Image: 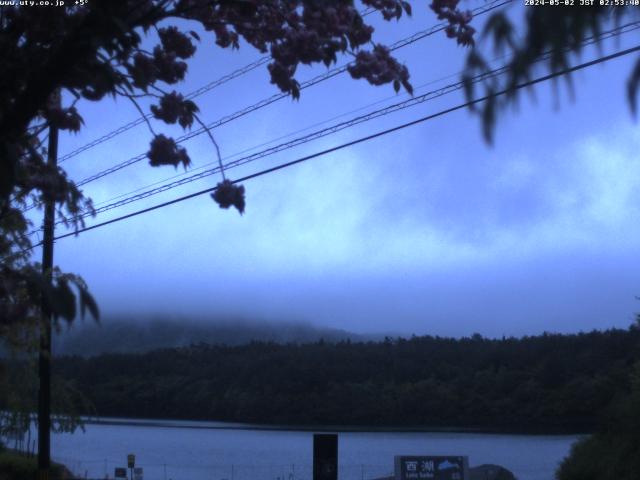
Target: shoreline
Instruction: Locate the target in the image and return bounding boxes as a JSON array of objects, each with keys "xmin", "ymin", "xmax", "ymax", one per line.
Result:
[{"xmin": 81, "ymin": 415, "xmax": 588, "ymax": 436}]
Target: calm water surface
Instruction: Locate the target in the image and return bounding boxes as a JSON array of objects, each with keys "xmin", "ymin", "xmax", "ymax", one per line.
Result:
[{"xmin": 50, "ymin": 419, "xmax": 580, "ymax": 480}]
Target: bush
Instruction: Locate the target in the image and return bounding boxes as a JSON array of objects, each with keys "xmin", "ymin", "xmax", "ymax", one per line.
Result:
[
  {"xmin": 557, "ymin": 433, "xmax": 640, "ymax": 480},
  {"xmin": 0, "ymin": 452, "xmax": 72, "ymax": 480},
  {"xmin": 557, "ymin": 360, "xmax": 640, "ymax": 480}
]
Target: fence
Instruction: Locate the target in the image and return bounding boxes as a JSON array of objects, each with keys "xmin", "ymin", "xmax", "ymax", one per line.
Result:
[{"xmin": 54, "ymin": 457, "xmax": 394, "ymax": 480}]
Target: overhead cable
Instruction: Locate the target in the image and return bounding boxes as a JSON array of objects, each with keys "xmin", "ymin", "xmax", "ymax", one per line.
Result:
[
  {"xmin": 71, "ymin": 0, "xmax": 512, "ymax": 187},
  {"xmin": 34, "ymin": 43, "xmax": 640, "ymax": 248},
  {"xmin": 52, "ymin": 20, "xmax": 640, "ymax": 228}
]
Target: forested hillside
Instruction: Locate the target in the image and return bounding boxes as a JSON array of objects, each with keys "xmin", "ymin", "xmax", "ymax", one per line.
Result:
[{"xmin": 54, "ymin": 328, "xmax": 640, "ymax": 433}]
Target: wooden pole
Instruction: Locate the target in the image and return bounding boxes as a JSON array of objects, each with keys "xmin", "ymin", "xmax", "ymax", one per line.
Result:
[{"xmin": 38, "ymin": 90, "xmax": 60, "ymax": 480}]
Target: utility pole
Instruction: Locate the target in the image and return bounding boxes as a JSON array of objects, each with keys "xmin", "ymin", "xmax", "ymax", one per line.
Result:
[{"xmin": 38, "ymin": 90, "xmax": 60, "ymax": 480}]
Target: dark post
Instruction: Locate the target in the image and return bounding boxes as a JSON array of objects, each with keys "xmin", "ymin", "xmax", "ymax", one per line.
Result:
[
  {"xmin": 127, "ymin": 454, "xmax": 135, "ymax": 480},
  {"xmin": 313, "ymin": 434, "xmax": 338, "ymax": 480},
  {"xmin": 38, "ymin": 90, "xmax": 60, "ymax": 480}
]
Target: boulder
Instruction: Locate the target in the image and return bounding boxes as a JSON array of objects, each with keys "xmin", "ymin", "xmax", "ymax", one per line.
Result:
[{"xmin": 469, "ymin": 464, "xmax": 517, "ymax": 480}]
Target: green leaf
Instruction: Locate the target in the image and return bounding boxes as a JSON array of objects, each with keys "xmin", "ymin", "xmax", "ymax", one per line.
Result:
[
  {"xmin": 78, "ymin": 285, "xmax": 100, "ymax": 321},
  {"xmin": 482, "ymin": 92, "xmax": 496, "ymax": 144},
  {"xmin": 482, "ymin": 12, "xmax": 515, "ymax": 54},
  {"xmin": 627, "ymin": 57, "xmax": 640, "ymax": 117},
  {"xmin": 51, "ymin": 279, "xmax": 76, "ymax": 322}
]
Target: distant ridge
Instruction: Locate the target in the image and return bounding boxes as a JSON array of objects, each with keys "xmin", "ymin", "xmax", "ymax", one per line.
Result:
[{"xmin": 52, "ymin": 317, "xmax": 383, "ymax": 357}]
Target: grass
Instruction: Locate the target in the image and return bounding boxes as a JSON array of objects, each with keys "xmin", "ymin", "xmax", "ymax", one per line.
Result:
[{"xmin": 0, "ymin": 450, "xmax": 73, "ymax": 480}]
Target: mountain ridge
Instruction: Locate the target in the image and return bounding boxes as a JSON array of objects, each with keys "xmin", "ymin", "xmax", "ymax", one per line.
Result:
[{"xmin": 52, "ymin": 317, "xmax": 388, "ymax": 357}]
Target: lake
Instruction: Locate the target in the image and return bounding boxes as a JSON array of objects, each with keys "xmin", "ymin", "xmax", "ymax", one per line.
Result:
[{"xmin": 50, "ymin": 418, "xmax": 581, "ymax": 480}]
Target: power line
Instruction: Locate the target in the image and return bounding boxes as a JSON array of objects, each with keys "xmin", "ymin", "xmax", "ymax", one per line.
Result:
[
  {"xmin": 65, "ymin": 67, "xmax": 506, "ymax": 225},
  {"xmin": 44, "ymin": 20, "xmax": 640, "ymax": 230},
  {"xmin": 71, "ymin": 0, "xmax": 512, "ymax": 188},
  {"xmin": 58, "ymin": 56, "xmax": 271, "ymax": 164},
  {"xmin": 58, "ymin": 6, "xmax": 381, "ymax": 163},
  {"xmin": 86, "ymin": 19, "xmax": 640, "ymax": 214},
  {"xmin": 34, "ymin": 43, "xmax": 640, "ymax": 249},
  {"xmin": 87, "ymin": 67, "xmax": 477, "ymax": 210},
  {"xmin": 16, "ymin": 19, "xmax": 640, "ymax": 245},
  {"xmin": 7, "ymin": 3, "xmax": 508, "ymax": 229},
  {"xmin": 14, "ymin": 0, "xmax": 510, "ymax": 218},
  {"xmin": 59, "ymin": 10, "xmax": 391, "ymax": 167},
  {"xmin": 18, "ymin": 18, "xmax": 640, "ymax": 242},
  {"xmin": 90, "ymin": 84, "xmax": 433, "ymax": 208}
]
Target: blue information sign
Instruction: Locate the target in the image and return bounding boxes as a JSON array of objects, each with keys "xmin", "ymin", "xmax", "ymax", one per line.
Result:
[{"xmin": 394, "ymin": 456, "xmax": 468, "ymax": 480}]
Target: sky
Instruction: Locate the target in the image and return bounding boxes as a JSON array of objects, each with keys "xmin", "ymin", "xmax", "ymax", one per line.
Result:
[{"xmin": 40, "ymin": 1, "xmax": 640, "ymax": 338}]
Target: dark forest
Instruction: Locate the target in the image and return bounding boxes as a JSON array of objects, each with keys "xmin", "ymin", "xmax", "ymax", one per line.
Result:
[{"xmin": 52, "ymin": 327, "xmax": 640, "ymax": 433}]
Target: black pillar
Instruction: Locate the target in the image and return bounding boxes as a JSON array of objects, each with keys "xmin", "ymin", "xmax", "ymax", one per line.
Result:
[{"xmin": 313, "ymin": 433, "xmax": 338, "ymax": 480}]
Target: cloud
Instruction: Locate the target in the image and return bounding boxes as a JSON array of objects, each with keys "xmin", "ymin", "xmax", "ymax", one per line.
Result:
[
  {"xmin": 511, "ymin": 125, "xmax": 640, "ymax": 252},
  {"xmin": 377, "ymin": 123, "xmax": 640, "ymax": 265},
  {"xmin": 52, "ymin": 52, "xmax": 640, "ymax": 336},
  {"xmin": 120, "ymin": 123, "xmax": 640, "ymax": 278}
]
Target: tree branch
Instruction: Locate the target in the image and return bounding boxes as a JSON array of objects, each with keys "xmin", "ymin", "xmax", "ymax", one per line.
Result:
[
  {"xmin": 192, "ymin": 112, "xmax": 224, "ymax": 180},
  {"xmin": 119, "ymin": 90, "xmax": 157, "ymax": 136}
]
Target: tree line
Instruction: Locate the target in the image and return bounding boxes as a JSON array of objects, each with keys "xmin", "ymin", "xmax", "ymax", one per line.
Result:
[{"xmin": 50, "ymin": 327, "xmax": 640, "ymax": 433}]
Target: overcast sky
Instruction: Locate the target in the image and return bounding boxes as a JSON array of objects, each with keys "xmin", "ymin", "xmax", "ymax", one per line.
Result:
[{"xmin": 42, "ymin": 2, "xmax": 640, "ymax": 338}]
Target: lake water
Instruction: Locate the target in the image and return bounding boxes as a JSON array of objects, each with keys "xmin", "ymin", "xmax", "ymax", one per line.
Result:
[{"xmin": 49, "ymin": 419, "xmax": 581, "ymax": 480}]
